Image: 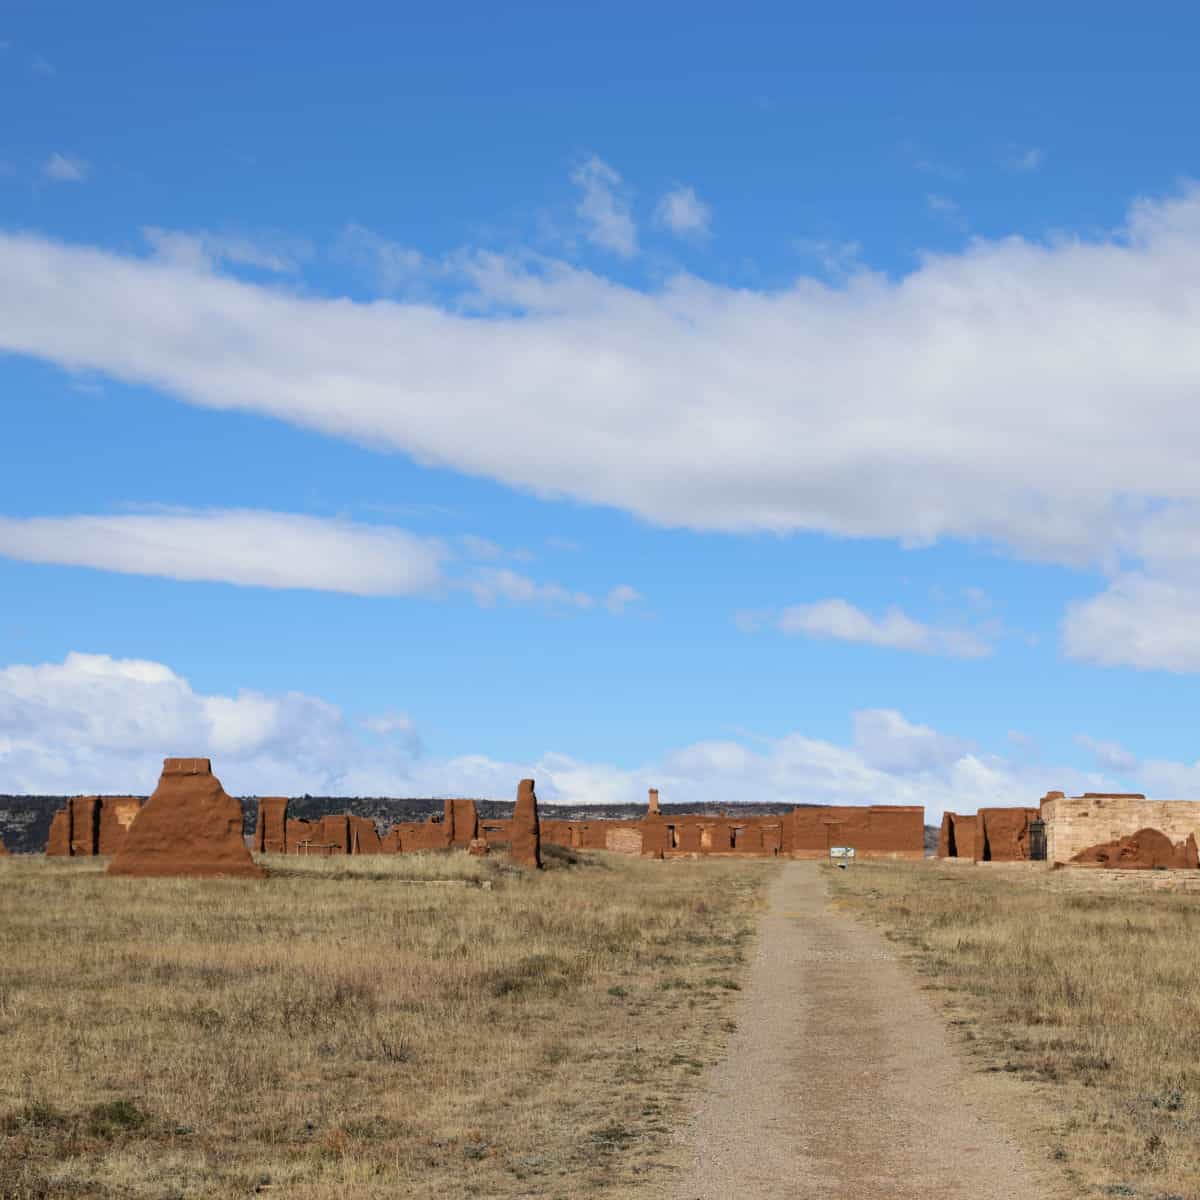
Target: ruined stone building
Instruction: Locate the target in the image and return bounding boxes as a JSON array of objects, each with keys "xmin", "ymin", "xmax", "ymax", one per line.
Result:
[
  {"xmin": 45, "ymin": 795, "xmax": 143, "ymax": 857},
  {"xmin": 938, "ymin": 791, "xmax": 1200, "ymax": 868}
]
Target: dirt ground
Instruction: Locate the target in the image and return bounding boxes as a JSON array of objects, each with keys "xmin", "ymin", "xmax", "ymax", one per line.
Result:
[{"xmin": 664, "ymin": 861, "xmax": 1075, "ymax": 1200}]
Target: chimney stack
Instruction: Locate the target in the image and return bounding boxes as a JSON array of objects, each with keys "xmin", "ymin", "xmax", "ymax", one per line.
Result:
[{"xmin": 648, "ymin": 787, "xmax": 660, "ymax": 816}]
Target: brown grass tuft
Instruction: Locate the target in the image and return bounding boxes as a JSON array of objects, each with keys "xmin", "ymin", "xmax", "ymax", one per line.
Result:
[
  {"xmin": 829, "ymin": 861, "xmax": 1200, "ymax": 1198},
  {"xmin": 0, "ymin": 851, "xmax": 773, "ymax": 1198}
]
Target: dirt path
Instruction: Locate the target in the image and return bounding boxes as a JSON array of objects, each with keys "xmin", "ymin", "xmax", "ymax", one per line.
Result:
[{"xmin": 667, "ymin": 861, "xmax": 1068, "ymax": 1200}]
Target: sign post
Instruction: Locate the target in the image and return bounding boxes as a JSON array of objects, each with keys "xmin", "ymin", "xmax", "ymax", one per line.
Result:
[{"xmin": 829, "ymin": 846, "xmax": 856, "ymax": 869}]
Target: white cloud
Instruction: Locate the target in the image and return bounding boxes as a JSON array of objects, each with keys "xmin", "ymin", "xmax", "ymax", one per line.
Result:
[
  {"xmin": 361, "ymin": 711, "xmax": 422, "ymax": 755},
  {"xmin": 144, "ymin": 226, "xmax": 310, "ymax": 274},
  {"xmin": 12, "ymin": 184, "xmax": 1200, "ymax": 674},
  {"xmin": 852, "ymin": 709, "xmax": 972, "ymax": 772},
  {"xmin": 655, "ymin": 185, "xmax": 712, "ymax": 238},
  {"xmin": 1063, "ymin": 575, "xmax": 1200, "ymax": 670},
  {"xmin": 570, "ymin": 155, "xmax": 637, "ymax": 257},
  {"xmin": 41, "ymin": 153, "xmax": 87, "ymax": 182},
  {"xmin": 1075, "ymin": 733, "xmax": 1138, "ymax": 773},
  {"xmin": 0, "ymin": 652, "xmax": 1119, "ymax": 821},
  {"xmin": 0, "ymin": 509, "xmax": 633, "ymax": 613},
  {"xmin": 604, "ymin": 583, "xmax": 642, "ymax": 614},
  {"xmin": 0, "ymin": 510, "xmax": 447, "ymax": 596},
  {"xmin": 1063, "ymin": 503, "xmax": 1200, "ymax": 671},
  {"xmin": 0, "ymin": 652, "xmax": 357, "ymax": 795},
  {"xmin": 769, "ymin": 598, "xmax": 991, "ymax": 658}
]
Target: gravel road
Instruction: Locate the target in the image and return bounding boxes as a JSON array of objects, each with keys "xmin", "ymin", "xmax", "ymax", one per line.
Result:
[{"xmin": 667, "ymin": 861, "xmax": 1070, "ymax": 1200}]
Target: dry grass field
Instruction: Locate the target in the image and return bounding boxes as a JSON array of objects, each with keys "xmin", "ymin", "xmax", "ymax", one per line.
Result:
[
  {"xmin": 0, "ymin": 849, "xmax": 774, "ymax": 1199},
  {"xmin": 830, "ymin": 861, "xmax": 1200, "ymax": 1200}
]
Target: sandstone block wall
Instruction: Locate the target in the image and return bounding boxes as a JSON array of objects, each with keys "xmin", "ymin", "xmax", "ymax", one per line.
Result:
[{"xmin": 1042, "ymin": 795, "xmax": 1200, "ymax": 865}]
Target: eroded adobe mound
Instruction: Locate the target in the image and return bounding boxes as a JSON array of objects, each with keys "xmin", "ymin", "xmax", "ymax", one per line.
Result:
[
  {"xmin": 1071, "ymin": 827, "xmax": 1199, "ymax": 870},
  {"xmin": 107, "ymin": 758, "xmax": 265, "ymax": 879}
]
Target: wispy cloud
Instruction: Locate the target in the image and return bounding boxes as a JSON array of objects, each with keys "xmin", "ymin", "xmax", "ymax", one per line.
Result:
[
  {"xmin": 460, "ymin": 534, "xmax": 533, "ymax": 563},
  {"xmin": 570, "ymin": 155, "xmax": 637, "ymax": 257},
  {"xmin": 741, "ymin": 598, "xmax": 992, "ymax": 659},
  {"xmin": 362, "ymin": 710, "xmax": 423, "ymax": 754},
  {"xmin": 0, "ymin": 510, "xmax": 447, "ymax": 596},
  {"xmin": 793, "ymin": 237, "xmax": 861, "ymax": 276},
  {"xmin": 41, "ymin": 152, "xmax": 87, "ymax": 182},
  {"xmin": 1075, "ymin": 733, "xmax": 1137, "ymax": 773},
  {"xmin": 925, "ymin": 192, "xmax": 968, "ymax": 231},
  {"xmin": 1004, "ymin": 146, "xmax": 1045, "ymax": 173},
  {"xmin": 904, "ymin": 143, "xmax": 962, "ymax": 180},
  {"xmin": 465, "ymin": 566, "xmax": 593, "ymax": 610},
  {"xmin": 143, "ymin": 226, "xmax": 311, "ymax": 274},
  {"xmin": 334, "ymin": 222, "xmax": 426, "ymax": 292},
  {"xmin": 655, "ymin": 186, "xmax": 712, "ymax": 239},
  {"xmin": 604, "ymin": 584, "xmax": 643, "ymax": 614},
  {"xmin": 13, "ymin": 181, "xmax": 1200, "ymax": 662},
  {"xmin": 0, "ymin": 508, "xmax": 648, "ymax": 617}
]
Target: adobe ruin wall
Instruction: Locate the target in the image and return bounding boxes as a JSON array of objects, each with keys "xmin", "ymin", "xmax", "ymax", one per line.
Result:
[{"xmin": 44, "ymin": 795, "xmax": 144, "ymax": 857}]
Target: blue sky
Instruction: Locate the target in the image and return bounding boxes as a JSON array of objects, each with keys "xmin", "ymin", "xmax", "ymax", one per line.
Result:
[{"xmin": 3, "ymin": 2, "xmax": 1200, "ymax": 815}]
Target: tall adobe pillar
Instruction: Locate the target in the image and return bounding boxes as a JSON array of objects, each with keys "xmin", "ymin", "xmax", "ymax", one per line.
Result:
[
  {"xmin": 510, "ymin": 778, "xmax": 541, "ymax": 869},
  {"xmin": 107, "ymin": 758, "xmax": 265, "ymax": 879},
  {"xmin": 647, "ymin": 788, "xmax": 660, "ymax": 817}
]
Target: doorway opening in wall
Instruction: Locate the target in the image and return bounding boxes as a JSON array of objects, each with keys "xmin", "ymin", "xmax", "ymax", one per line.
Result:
[{"xmin": 1028, "ymin": 820, "xmax": 1047, "ymax": 861}]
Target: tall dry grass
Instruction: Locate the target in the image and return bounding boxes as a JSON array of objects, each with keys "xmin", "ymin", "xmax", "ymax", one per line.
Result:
[
  {"xmin": 0, "ymin": 850, "xmax": 772, "ymax": 1199},
  {"xmin": 830, "ymin": 862, "xmax": 1200, "ymax": 1199}
]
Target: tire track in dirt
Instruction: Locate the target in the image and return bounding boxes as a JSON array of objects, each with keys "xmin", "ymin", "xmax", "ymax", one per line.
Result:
[{"xmin": 666, "ymin": 861, "xmax": 1071, "ymax": 1199}]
